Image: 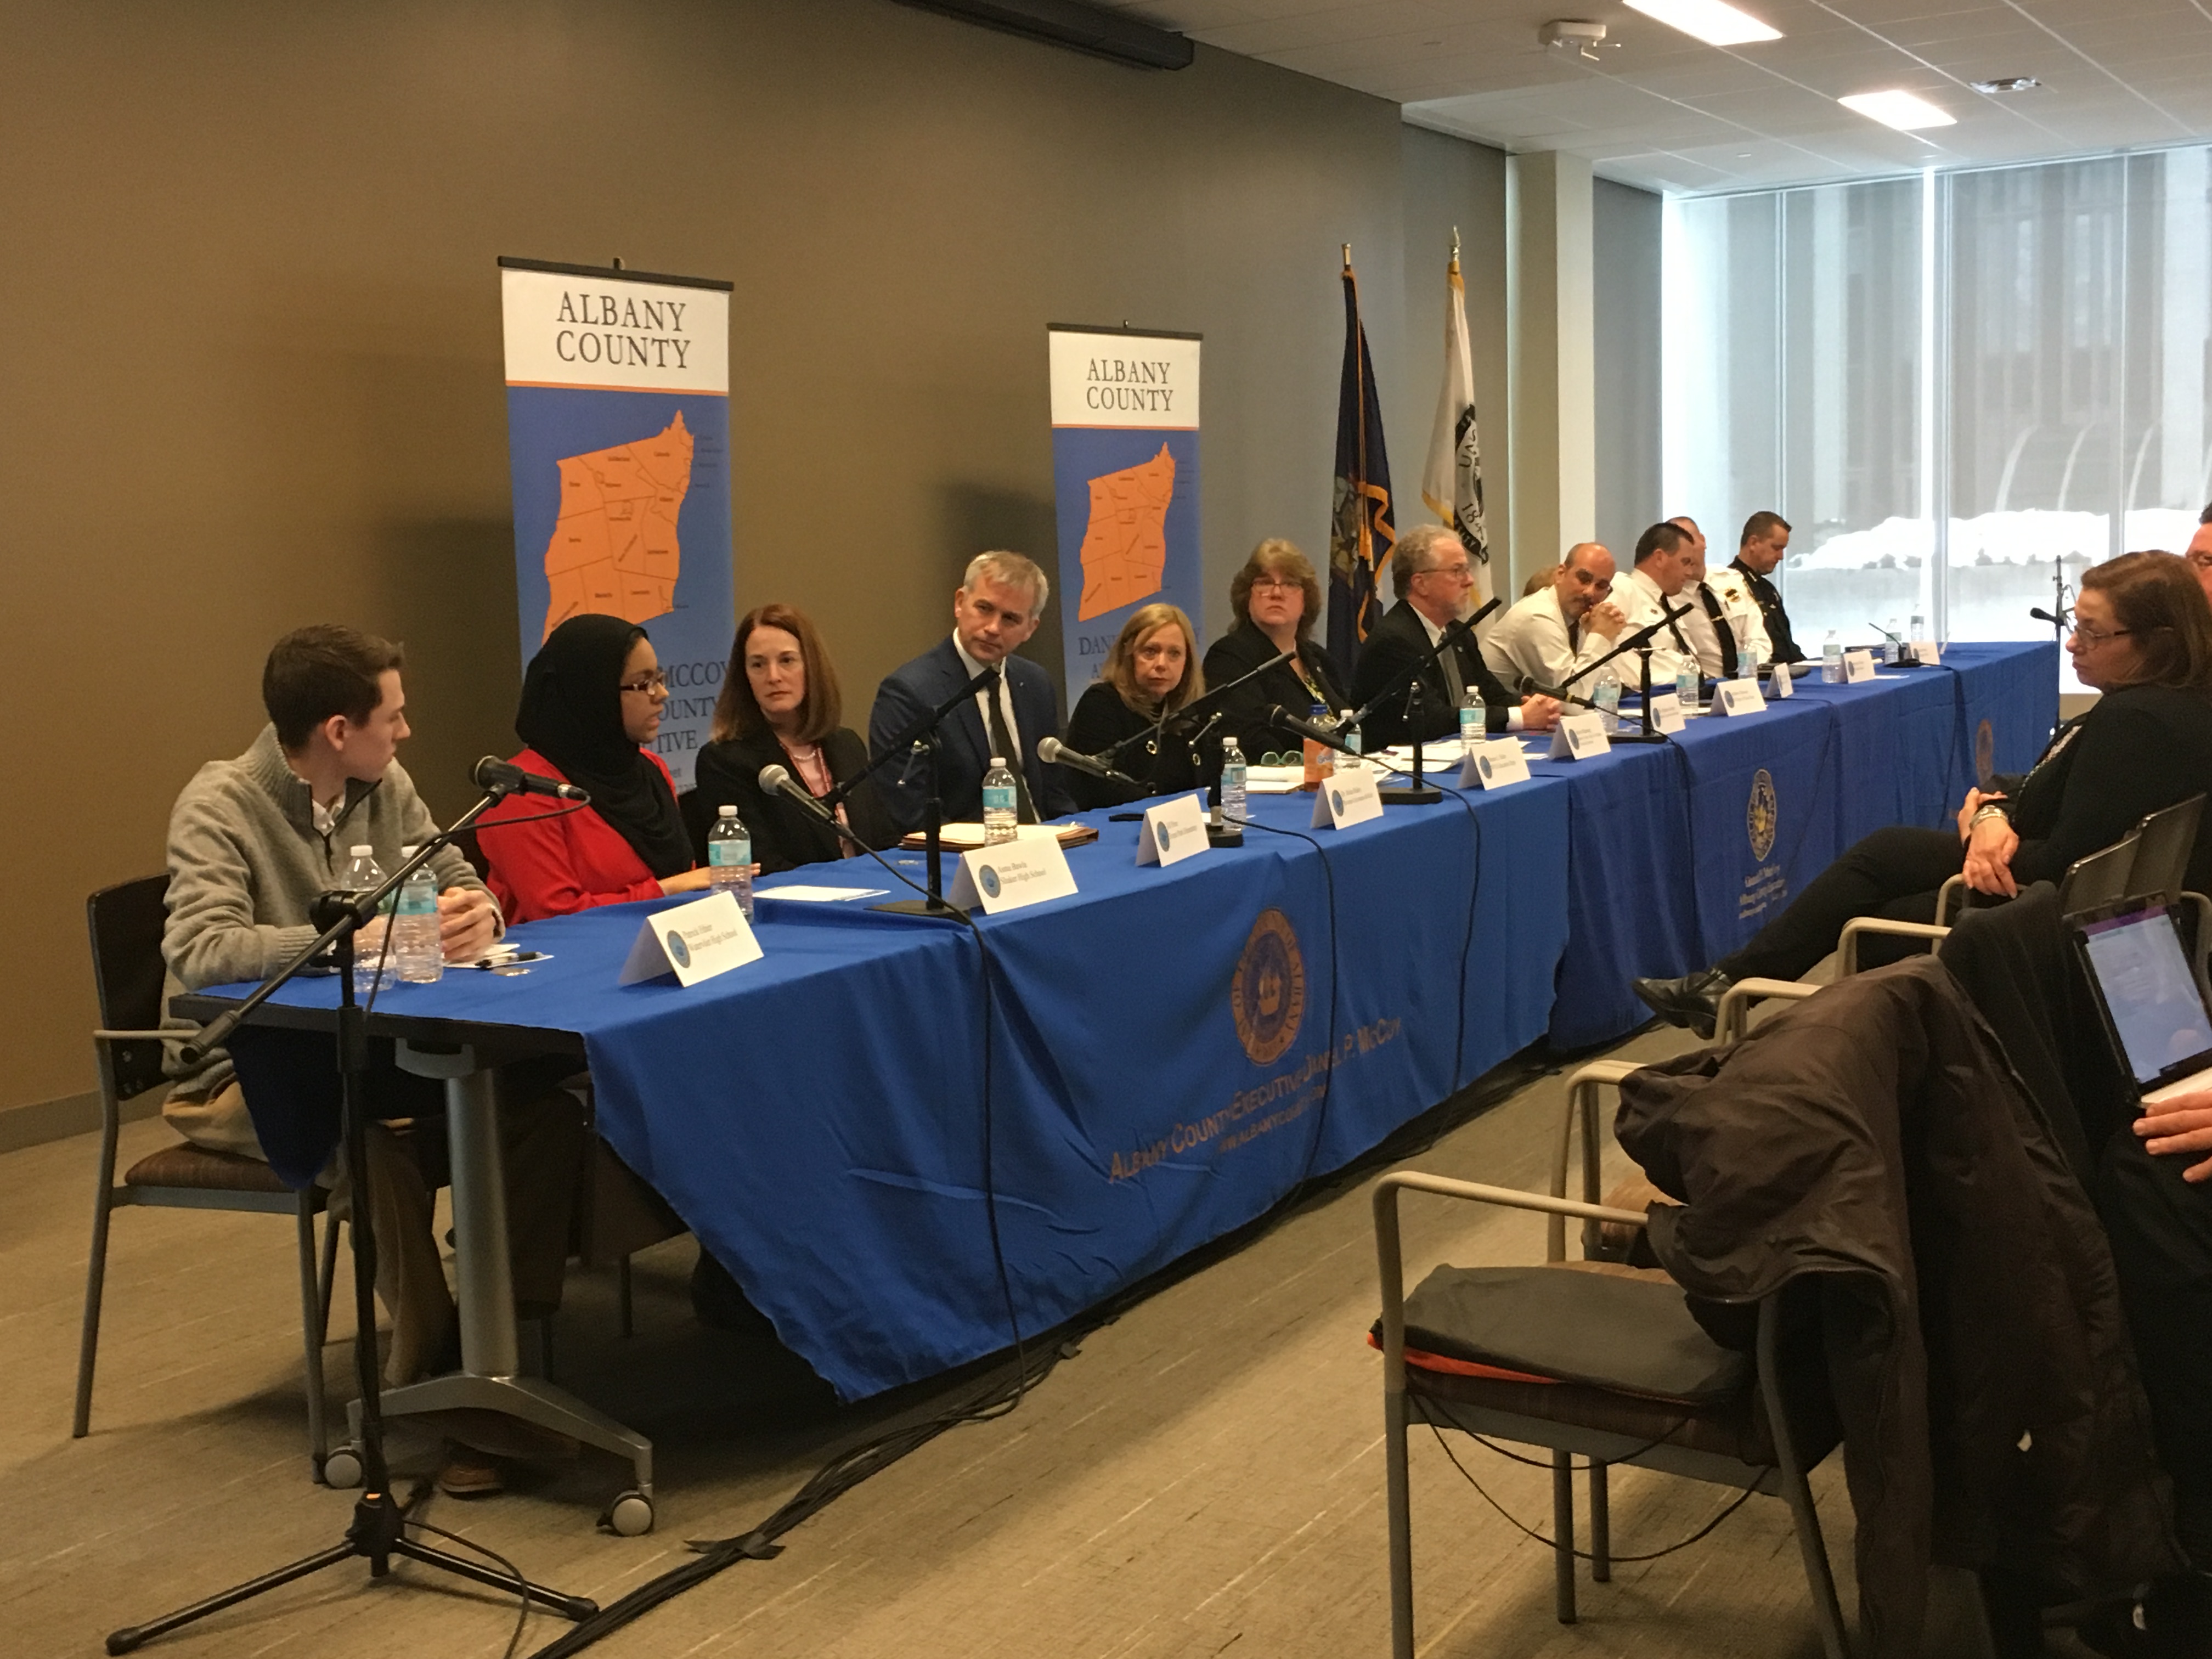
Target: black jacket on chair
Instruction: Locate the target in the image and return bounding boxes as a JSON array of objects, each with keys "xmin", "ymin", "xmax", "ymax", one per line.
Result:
[
  {"xmin": 1993, "ymin": 682, "xmax": 2212, "ymax": 892},
  {"xmin": 866, "ymin": 639, "xmax": 1076, "ymax": 831},
  {"xmin": 1062, "ymin": 682, "xmax": 1207, "ymax": 810},
  {"xmin": 1348, "ymin": 599, "xmax": 1516, "ymax": 748},
  {"xmin": 1200, "ymin": 620, "xmax": 1351, "ymax": 761},
  {"xmin": 690, "ymin": 726, "xmax": 895, "ymax": 874}
]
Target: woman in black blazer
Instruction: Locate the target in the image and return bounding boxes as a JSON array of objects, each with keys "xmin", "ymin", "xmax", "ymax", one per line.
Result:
[
  {"xmin": 692, "ymin": 605, "xmax": 895, "ymax": 874},
  {"xmin": 1064, "ymin": 603, "xmax": 1208, "ymax": 810},
  {"xmin": 1637, "ymin": 551, "xmax": 2212, "ymax": 1035},
  {"xmin": 1201, "ymin": 538, "xmax": 1352, "ymax": 763}
]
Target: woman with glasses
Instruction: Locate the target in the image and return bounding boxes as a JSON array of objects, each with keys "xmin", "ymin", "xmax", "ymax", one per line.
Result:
[
  {"xmin": 691, "ymin": 603, "xmax": 894, "ymax": 872},
  {"xmin": 479, "ymin": 613, "xmax": 713, "ymax": 922},
  {"xmin": 1202, "ymin": 539, "xmax": 1352, "ymax": 764},
  {"xmin": 1063, "ymin": 603, "xmax": 1208, "ymax": 810},
  {"xmin": 1635, "ymin": 551, "xmax": 2212, "ymax": 1037}
]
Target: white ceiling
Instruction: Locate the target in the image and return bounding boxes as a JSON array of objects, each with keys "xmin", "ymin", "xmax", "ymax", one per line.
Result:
[{"xmin": 1091, "ymin": 0, "xmax": 2212, "ymax": 194}]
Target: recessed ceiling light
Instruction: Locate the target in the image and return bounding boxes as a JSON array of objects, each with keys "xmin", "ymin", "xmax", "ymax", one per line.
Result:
[
  {"xmin": 1969, "ymin": 75, "xmax": 2042, "ymax": 94},
  {"xmin": 1623, "ymin": 0, "xmax": 1781, "ymax": 47},
  {"xmin": 1838, "ymin": 89, "xmax": 1956, "ymax": 131}
]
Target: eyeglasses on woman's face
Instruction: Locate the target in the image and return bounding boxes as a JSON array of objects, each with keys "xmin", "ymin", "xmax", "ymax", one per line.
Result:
[
  {"xmin": 2069, "ymin": 625, "xmax": 2135, "ymax": 651},
  {"xmin": 619, "ymin": 671, "xmax": 669, "ymax": 695}
]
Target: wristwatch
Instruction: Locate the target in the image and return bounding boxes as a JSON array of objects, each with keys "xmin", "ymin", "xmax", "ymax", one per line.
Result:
[{"xmin": 1968, "ymin": 803, "xmax": 2012, "ymax": 831}]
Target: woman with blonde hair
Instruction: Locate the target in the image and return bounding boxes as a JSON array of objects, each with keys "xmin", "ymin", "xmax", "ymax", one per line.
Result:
[
  {"xmin": 1063, "ymin": 603, "xmax": 1207, "ymax": 810},
  {"xmin": 1201, "ymin": 538, "xmax": 1352, "ymax": 761}
]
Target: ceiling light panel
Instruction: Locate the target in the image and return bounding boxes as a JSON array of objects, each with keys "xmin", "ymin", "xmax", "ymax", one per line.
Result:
[
  {"xmin": 1622, "ymin": 0, "xmax": 1782, "ymax": 48},
  {"xmin": 1838, "ymin": 89, "xmax": 1957, "ymax": 130}
]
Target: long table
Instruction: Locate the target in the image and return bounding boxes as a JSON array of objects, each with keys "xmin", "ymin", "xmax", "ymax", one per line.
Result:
[
  {"xmin": 219, "ymin": 780, "xmax": 1570, "ymax": 1402},
  {"xmin": 206, "ymin": 640, "xmax": 2055, "ymax": 1404}
]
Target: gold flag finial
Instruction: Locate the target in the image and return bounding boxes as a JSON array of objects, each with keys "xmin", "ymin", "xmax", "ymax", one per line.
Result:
[{"xmin": 1341, "ymin": 242, "xmax": 1352, "ymax": 271}]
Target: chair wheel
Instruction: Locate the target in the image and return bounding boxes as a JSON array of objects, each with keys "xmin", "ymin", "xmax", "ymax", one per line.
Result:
[
  {"xmin": 322, "ymin": 1444, "xmax": 364, "ymax": 1489},
  {"xmin": 602, "ymin": 1491, "xmax": 653, "ymax": 1536}
]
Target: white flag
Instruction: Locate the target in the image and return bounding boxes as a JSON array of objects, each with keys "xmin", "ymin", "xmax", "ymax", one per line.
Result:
[{"xmin": 1421, "ymin": 247, "xmax": 1492, "ymax": 610}]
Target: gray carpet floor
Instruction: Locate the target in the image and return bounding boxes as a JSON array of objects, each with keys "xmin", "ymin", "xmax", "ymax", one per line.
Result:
[{"xmin": 0, "ymin": 1018, "xmax": 2055, "ymax": 1657}]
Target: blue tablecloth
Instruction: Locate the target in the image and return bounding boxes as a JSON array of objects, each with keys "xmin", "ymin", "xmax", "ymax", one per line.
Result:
[
  {"xmin": 211, "ymin": 640, "xmax": 2055, "ymax": 1397},
  {"xmin": 1539, "ymin": 642, "xmax": 2058, "ymax": 1048},
  {"xmin": 224, "ymin": 782, "xmax": 1569, "ymax": 1400}
]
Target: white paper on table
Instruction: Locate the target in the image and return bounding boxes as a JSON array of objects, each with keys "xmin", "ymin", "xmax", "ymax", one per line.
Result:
[{"xmin": 758, "ymin": 885, "xmax": 890, "ymax": 902}]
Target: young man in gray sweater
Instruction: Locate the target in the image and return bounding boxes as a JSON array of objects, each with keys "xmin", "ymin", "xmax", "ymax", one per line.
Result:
[{"xmin": 162, "ymin": 625, "xmax": 584, "ymax": 1494}]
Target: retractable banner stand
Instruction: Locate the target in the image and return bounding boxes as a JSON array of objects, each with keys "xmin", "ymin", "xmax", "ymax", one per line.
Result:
[
  {"xmin": 1048, "ymin": 326, "xmax": 1202, "ymax": 703},
  {"xmin": 499, "ymin": 257, "xmax": 735, "ymax": 789}
]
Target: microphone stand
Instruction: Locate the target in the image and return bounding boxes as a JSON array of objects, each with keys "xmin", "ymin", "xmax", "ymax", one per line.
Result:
[
  {"xmin": 816, "ymin": 663, "xmax": 1006, "ymax": 923},
  {"xmin": 1556, "ymin": 603, "xmax": 1694, "ymax": 745},
  {"xmin": 1385, "ymin": 676, "xmax": 1442, "ymax": 806},
  {"xmin": 109, "ymin": 784, "xmax": 595, "ymax": 1655}
]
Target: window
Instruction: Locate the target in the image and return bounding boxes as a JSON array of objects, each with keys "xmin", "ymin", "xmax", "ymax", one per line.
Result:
[{"xmin": 1664, "ymin": 145, "xmax": 2212, "ymax": 691}]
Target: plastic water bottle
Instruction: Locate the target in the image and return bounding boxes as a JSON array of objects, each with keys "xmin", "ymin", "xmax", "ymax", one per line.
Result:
[
  {"xmin": 706, "ymin": 805, "xmax": 754, "ymax": 918},
  {"xmin": 1675, "ymin": 663, "xmax": 1699, "ymax": 710},
  {"xmin": 1822, "ymin": 629, "xmax": 1844, "ymax": 684},
  {"xmin": 337, "ymin": 844, "xmax": 388, "ymax": 996},
  {"xmin": 1220, "ymin": 738, "xmax": 1246, "ymax": 823},
  {"xmin": 394, "ymin": 847, "xmax": 442, "ymax": 984},
  {"xmin": 1458, "ymin": 690, "xmax": 1482, "ymax": 753},
  {"xmin": 981, "ymin": 757, "xmax": 1019, "ymax": 845},
  {"xmin": 1908, "ymin": 613, "xmax": 1927, "ymax": 665},
  {"xmin": 1883, "ymin": 618, "xmax": 1903, "ymax": 665},
  {"xmin": 1341, "ymin": 724, "xmax": 1364, "ymax": 770},
  {"xmin": 1593, "ymin": 672, "xmax": 1622, "ymax": 732}
]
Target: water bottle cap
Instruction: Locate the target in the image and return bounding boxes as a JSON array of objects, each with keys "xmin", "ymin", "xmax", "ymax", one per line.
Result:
[
  {"xmin": 401, "ymin": 845, "xmax": 418, "ymax": 858},
  {"xmin": 989, "ymin": 755, "xmax": 1005, "ymax": 767},
  {"xmin": 718, "ymin": 804, "xmax": 738, "ymax": 817},
  {"xmin": 349, "ymin": 844, "xmax": 373, "ymax": 857}
]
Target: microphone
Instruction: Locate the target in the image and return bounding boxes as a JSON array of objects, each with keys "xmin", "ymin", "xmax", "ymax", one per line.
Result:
[
  {"xmin": 1266, "ymin": 706, "xmax": 1364, "ymax": 758},
  {"xmin": 1515, "ymin": 674, "xmax": 1602, "ymax": 713},
  {"xmin": 2029, "ymin": 606, "xmax": 2070, "ymax": 627},
  {"xmin": 1038, "ymin": 737, "xmax": 1143, "ymax": 790},
  {"xmin": 758, "ymin": 763, "xmax": 838, "ymax": 826},
  {"xmin": 473, "ymin": 756, "xmax": 590, "ymax": 802}
]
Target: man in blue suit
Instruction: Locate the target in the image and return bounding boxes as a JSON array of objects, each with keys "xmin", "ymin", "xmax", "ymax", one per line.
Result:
[{"xmin": 869, "ymin": 550, "xmax": 1077, "ymax": 832}]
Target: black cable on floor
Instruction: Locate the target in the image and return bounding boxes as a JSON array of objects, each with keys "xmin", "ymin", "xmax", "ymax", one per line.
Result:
[{"xmin": 1417, "ymin": 1404, "xmax": 1763, "ymax": 1564}]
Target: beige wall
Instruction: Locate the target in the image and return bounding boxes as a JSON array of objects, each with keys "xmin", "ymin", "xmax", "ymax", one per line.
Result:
[{"xmin": 0, "ymin": 0, "xmax": 1509, "ymax": 1125}]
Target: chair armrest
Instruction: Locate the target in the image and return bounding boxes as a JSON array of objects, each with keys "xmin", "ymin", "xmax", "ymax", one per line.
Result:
[
  {"xmin": 1555, "ymin": 1060, "xmax": 1642, "ymax": 1262},
  {"xmin": 1933, "ymin": 874, "xmax": 1967, "ymax": 928},
  {"xmin": 1373, "ymin": 1171, "xmax": 1649, "ymax": 1380},
  {"xmin": 1838, "ymin": 918, "xmax": 1950, "ymax": 976},
  {"xmin": 1717, "ymin": 979, "xmax": 1815, "ymax": 1043}
]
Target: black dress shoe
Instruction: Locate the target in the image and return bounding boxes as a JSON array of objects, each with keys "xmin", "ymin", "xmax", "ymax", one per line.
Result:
[{"xmin": 1631, "ymin": 968, "xmax": 1734, "ymax": 1040}]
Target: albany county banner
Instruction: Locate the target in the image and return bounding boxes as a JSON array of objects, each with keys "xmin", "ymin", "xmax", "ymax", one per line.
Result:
[
  {"xmin": 499, "ymin": 257, "xmax": 735, "ymax": 789},
  {"xmin": 1047, "ymin": 325, "xmax": 1203, "ymax": 701}
]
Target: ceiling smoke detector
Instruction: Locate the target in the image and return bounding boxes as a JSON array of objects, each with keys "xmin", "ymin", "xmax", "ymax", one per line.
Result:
[
  {"xmin": 1540, "ymin": 20, "xmax": 1615, "ymax": 61},
  {"xmin": 1969, "ymin": 75, "xmax": 2042, "ymax": 94}
]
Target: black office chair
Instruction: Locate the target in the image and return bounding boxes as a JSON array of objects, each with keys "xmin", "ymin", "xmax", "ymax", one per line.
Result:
[{"xmin": 74, "ymin": 876, "xmax": 335, "ymax": 1477}]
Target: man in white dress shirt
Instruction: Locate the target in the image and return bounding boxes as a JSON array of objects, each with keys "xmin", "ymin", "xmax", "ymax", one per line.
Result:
[
  {"xmin": 1481, "ymin": 542, "xmax": 1626, "ymax": 692},
  {"xmin": 1668, "ymin": 515, "xmax": 1772, "ymax": 680},
  {"xmin": 1607, "ymin": 522, "xmax": 1701, "ymax": 689}
]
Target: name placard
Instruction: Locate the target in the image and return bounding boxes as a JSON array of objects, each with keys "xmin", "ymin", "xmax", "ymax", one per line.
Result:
[
  {"xmin": 1310, "ymin": 764, "xmax": 1385, "ymax": 829},
  {"xmin": 1136, "ymin": 794, "xmax": 1210, "ymax": 868},
  {"xmin": 1459, "ymin": 740, "xmax": 1532, "ymax": 790},
  {"xmin": 1912, "ymin": 639, "xmax": 1942, "ymax": 665},
  {"xmin": 1768, "ymin": 662, "xmax": 1794, "ymax": 698},
  {"xmin": 1648, "ymin": 691, "xmax": 1686, "ymax": 734},
  {"xmin": 1713, "ymin": 678, "xmax": 1768, "ymax": 716},
  {"xmin": 1548, "ymin": 712, "xmax": 1613, "ymax": 761},
  {"xmin": 618, "ymin": 890, "xmax": 763, "ymax": 987},
  {"xmin": 1843, "ymin": 649, "xmax": 1878, "ymax": 684},
  {"xmin": 947, "ymin": 837, "xmax": 1079, "ymax": 914}
]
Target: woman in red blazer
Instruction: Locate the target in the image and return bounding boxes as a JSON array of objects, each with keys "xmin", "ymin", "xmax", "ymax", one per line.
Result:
[{"xmin": 479, "ymin": 614, "xmax": 714, "ymax": 922}]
